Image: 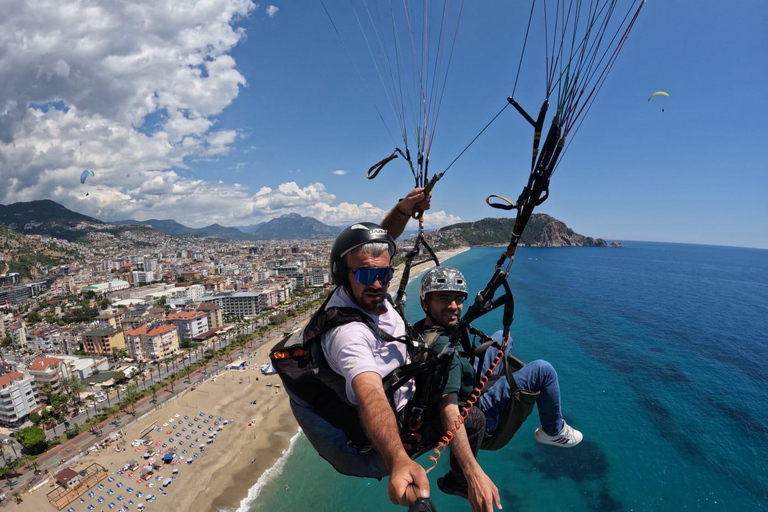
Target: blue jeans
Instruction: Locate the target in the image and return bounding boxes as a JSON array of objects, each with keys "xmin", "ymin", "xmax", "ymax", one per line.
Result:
[{"xmin": 477, "ymin": 342, "xmax": 563, "ymax": 436}]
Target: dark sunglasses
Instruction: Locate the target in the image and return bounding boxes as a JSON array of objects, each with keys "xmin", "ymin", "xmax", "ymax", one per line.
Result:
[
  {"xmin": 434, "ymin": 294, "xmax": 466, "ymax": 306},
  {"xmin": 349, "ymin": 266, "xmax": 396, "ymax": 286}
]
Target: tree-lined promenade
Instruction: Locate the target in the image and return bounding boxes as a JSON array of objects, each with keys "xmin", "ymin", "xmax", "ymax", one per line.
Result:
[{"xmin": 0, "ymin": 288, "xmax": 325, "ymax": 502}]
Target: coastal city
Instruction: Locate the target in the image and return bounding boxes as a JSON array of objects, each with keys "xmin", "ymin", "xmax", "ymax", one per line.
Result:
[{"xmin": 0, "ymin": 231, "xmax": 337, "ymax": 509}]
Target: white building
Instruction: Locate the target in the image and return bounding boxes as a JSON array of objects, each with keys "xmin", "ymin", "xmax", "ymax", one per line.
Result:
[
  {"xmin": 9, "ymin": 321, "xmax": 27, "ymax": 349},
  {"xmin": 175, "ymin": 284, "xmax": 205, "ymax": 301},
  {"xmin": 0, "ymin": 313, "xmax": 12, "ymax": 342},
  {"xmin": 132, "ymin": 271, "xmax": 155, "ymax": 285},
  {"xmin": 274, "ymin": 263, "xmax": 304, "ymax": 280},
  {"xmin": 124, "ymin": 323, "xmax": 180, "ymax": 361},
  {"xmin": 27, "ymin": 327, "xmax": 62, "ymax": 353},
  {"xmin": 165, "ymin": 311, "xmax": 209, "ymax": 340},
  {"xmin": 81, "ymin": 280, "xmax": 131, "ymax": 294},
  {"xmin": 199, "ymin": 292, "xmax": 263, "ymax": 318},
  {"xmin": 307, "ymin": 268, "xmax": 330, "ymax": 287},
  {"xmin": 29, "ymin": 357, "xmax": 73, "ymax": 399},
  {"xmin": 0, "ymin": 372, "xmax": 40, "ymax": 427},
  {"xmin": 56, "ymin": 355, "xmax": 109, "ymax": 380}
]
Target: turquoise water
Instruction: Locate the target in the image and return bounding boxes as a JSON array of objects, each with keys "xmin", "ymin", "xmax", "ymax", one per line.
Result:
[{"xmin": 246, "ymin": 242, "xmax": 768, "ymax": 511}]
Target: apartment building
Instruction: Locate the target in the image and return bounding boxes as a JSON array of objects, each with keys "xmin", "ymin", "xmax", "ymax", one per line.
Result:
[
  {"xmin": 0, "ymin": 313, "xmax": 11, "ymax": 341},
  {"xmin": 96, "ymin": 309, "xmax": 125, "ymax": 330},
  {"xmin": 27, "ymin": 326, "xmax": 61, "ymax": 353},
  {"xmin": 0, "ymin": 372, "xmax": 39, "ymax": 427},
  {"xmin": 165, "ymin": 311, "xmax": 209, "ymax": 340},
  {"xmin": 195, "ymin": 302, "xmax": 223, "ymax": 330},
  {"xmin": 175, "ymin": 284, "xmax": 205, "ymax": 301},
  {"xmin": 274, "ymin": 263, "xmax": 304, "ymax": 280},
  {"xmin": 0, "ymin": 273, "xmax": 21, "ymax": 287},
  {"xmin": 9, "ymin": 321, "xmax": 27, "ymax": 349},
  {"xmin": 307, "ymin": 267, "xmax": 330, "ymax": 287},
  {"xmin": 29, "ymin": 357, "xmax": 73, "ymax": 400},
  {"xmin": 259, "ymin": 288, "xmax": 279, "ymax": 309},
  {"xmin": 124, "ymin": 323, "xmax": 180, "ymax": 362},
  {"xmin": 81, "ymin": 327, "xmax": 126, "ymax": 356},
  {"xmin": 199, "ymin": 292, "xmax": 262, "ymax": 318},
  {"xmin": 0, "ymin": 285, "xmax": 31, "ymax": 306},
  {"xmin": 131, "ymin": 271, "xmax": 155, "ymax": 285}
]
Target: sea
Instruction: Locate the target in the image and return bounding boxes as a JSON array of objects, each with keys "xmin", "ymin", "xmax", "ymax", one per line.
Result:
[{"xmin": 238, "ymin": 242, "xmax": 768, "ymax": 512}]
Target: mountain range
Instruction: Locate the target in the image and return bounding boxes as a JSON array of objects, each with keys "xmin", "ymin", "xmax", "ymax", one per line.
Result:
[
  {"xmin": 0, "ymin": 200, "xmax": 343, "ymax": 242},
  {"xmin": 113, "ymin": 213, "xmax": 341, "ymax": 240},
  {"xmin": 0, "ymin": 199, "xmax": 618, "ymax": 247}
]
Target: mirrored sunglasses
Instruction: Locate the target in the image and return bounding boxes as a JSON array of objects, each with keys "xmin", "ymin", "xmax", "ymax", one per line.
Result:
[{"xmin": 350, "ymin": 266, "xmax": 395, "ymax": 286}]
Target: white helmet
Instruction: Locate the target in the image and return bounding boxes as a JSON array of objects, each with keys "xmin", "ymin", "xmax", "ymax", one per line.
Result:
[{"xmin": 419, "ymin": 266, "xmax": 468, "ymax": 301}]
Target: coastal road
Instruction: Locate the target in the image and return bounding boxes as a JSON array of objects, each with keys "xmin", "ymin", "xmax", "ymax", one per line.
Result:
[
  {"xmin": 42, "ymin": 324, "xmax": 262, "ymax": 441},
  {"xmin": 9, "ymin": 311, "xmax": 314, "ymax": 493}
]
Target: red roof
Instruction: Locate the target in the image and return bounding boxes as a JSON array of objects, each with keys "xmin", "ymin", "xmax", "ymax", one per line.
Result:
[
  {"xmin": 56, "ymin": 468, "xmax": 79, "ymax": 483},
  {"xmin": 30, "ymin": 357, "xmax": 64, "ymax": 371},
  {"xmin": 125, "ymin": 323, "xmax": 177, "ymax": 337},
  {"xmin": 0, "ymin": 372, "xmax": 25, "ymax": 387},
  {"xmin": 166, "ymin": 311, "xmax": 206, "ymax": 321}
]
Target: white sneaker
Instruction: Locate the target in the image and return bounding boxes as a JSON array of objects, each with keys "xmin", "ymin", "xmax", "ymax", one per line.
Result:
[{"xmin": 534, "ymin": 420, "xmax": 583, "ymax": 448}]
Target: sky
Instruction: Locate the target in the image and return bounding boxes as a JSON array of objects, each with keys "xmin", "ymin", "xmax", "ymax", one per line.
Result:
[{"xmin": 0, "ymin": 1, "xmax": 766, "ymax": 249}]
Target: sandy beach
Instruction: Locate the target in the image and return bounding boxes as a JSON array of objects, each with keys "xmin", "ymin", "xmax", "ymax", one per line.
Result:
[
  {"xmin": 20, "ymin": 334, "xmax": 297, "ymax": 512},
  {"xmin": 388, "ymin": 246, "xmax": 471, "ymax": 293},
  {"xmin": 19, "ymin": 246, "xmax": 470, "ymax": 512}
]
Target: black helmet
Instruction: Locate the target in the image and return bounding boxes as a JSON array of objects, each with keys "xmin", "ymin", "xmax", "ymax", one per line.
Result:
[{"xmin": 330, "ymin": 222, "xmax": 396, "ymax": 285}]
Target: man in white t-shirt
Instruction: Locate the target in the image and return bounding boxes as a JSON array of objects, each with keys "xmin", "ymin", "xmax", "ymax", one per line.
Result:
[
  {"xmin": 284, "ymin": 188, "xmax": 494, "ymax": 510},
  {"xmin": 287, "ymin": 188, "xmax": 436, "ymax": 505}
]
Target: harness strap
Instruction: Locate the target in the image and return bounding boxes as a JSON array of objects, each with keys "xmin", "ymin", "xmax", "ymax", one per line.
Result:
[{"xmin": 393, "ymin": 229, "xmax": 440, "ymax": 317}]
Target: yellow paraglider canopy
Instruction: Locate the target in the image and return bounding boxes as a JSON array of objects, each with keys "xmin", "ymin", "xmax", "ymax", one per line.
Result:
[{"xmin": 648, "ymin": 91, "xmax": 670, "ymax": 102}]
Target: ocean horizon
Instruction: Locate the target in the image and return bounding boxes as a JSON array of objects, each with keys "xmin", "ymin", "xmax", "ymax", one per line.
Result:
[{"xmin": 237, "ymin": 241, "xmax": 768, "ymax": 511}]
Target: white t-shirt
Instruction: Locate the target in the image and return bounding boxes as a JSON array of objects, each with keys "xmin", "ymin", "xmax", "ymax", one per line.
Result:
[{"xmin": 322, "ymin": 287, "xmax": 414, "ymax": 411}]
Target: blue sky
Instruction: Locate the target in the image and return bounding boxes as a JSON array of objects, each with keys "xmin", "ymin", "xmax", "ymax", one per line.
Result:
[
  {"xmin": 212, "ymin": 0, "xmax": 768, "ymax": 249},
  {"xmin": 1, "ymin": 1, "xmax": 766, "ymax": 248}
]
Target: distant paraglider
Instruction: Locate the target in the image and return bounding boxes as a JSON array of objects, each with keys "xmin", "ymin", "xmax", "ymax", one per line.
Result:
[
  {"xmin": 648, "ymin": 91, "xmax": 670, "ymax": 112},
  {"xmin": 80, "ymin": 169, "xmax": 95, "ymax": 184}
]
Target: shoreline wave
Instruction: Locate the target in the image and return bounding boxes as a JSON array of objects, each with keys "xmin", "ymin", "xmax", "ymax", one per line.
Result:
[{"xmin": 231, "ymin": 428, "xmax": 303, "ymax": 512}]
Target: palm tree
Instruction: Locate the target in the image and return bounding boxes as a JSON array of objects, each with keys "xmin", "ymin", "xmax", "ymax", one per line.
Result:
[
  {"xmin": 40, "ymin": 382, "xmax": 54, "ymax": 403},
  {"xmin": 122, "ymin": 384, "xmax": 140, "ymax": 415},
  {"xmin": 61, "ymin": 375, "xmax": 85, "ymax": 412}
]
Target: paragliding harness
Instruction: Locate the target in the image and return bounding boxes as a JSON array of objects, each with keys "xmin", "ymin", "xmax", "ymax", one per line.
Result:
[
  {"xmin": 270, "ymin": 290, "xmax": 455, "ymax": 458},
  {"xmin": 462, "ymin": 326, "xmax": 539, "ymax": 451}
]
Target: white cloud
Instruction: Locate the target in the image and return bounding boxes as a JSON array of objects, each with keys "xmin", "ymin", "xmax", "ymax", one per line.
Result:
[
  {"xmin": 0, "ymin": 1, "xmax": 462, "ymax": 231},
  {"xmin": 266, "ymin": 5, "xmax": 279, "ymax": 18},
  {"xmin": 420, "ymin": 210, "xmax": 462, "ymax": 229},
  {"xmin": 332, "ymin": 169, "xmax": 348, "ymax": 176},
  {"xmin": 0, "ymin": 0, "xmax": 256, "ymax": 214}
]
